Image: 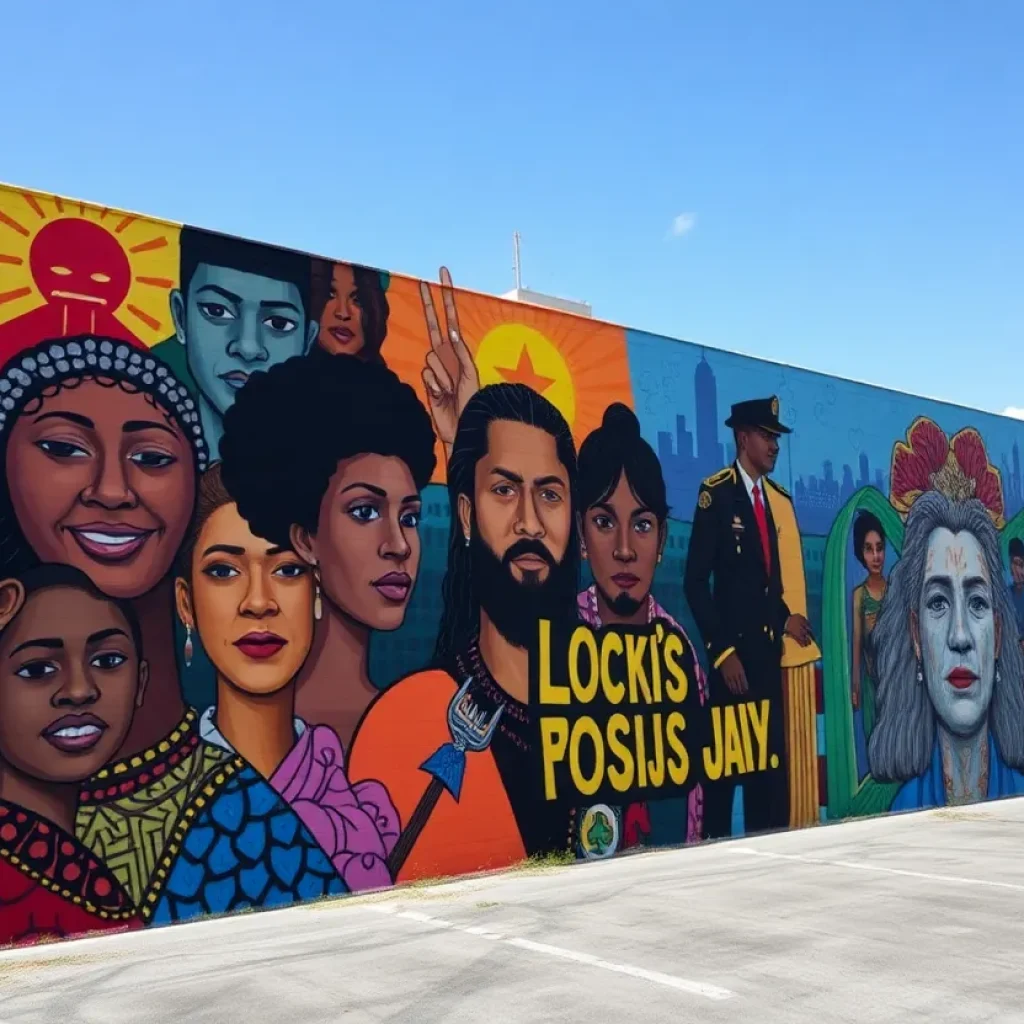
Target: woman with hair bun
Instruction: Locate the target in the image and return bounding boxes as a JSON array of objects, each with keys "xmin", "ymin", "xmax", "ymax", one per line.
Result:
[{"xmin": 576, "ymin": 402, "xmax": 708, "ymax": 848}]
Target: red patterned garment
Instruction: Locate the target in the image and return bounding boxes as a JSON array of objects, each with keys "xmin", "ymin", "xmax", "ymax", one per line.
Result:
[{"xmin": 0, "ymin": 799, "xmax": 140, "ymax": 948}]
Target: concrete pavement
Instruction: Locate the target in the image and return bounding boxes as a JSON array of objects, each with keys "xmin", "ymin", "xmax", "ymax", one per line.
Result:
[{"xmin": 3, "ymin": 799, "xmax": 1024, "ymax": 1022}]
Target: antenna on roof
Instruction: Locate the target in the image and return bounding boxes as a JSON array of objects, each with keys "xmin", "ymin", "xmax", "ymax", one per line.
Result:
[{"xmin": 513, "ymin": 230, "xmax": 523, "ymax": 291}]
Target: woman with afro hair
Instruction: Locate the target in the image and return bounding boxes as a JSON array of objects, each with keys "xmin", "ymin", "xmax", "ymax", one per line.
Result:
[{"xmin": 219, "ymin": 353, "xmax": 437, "ymax": 748}]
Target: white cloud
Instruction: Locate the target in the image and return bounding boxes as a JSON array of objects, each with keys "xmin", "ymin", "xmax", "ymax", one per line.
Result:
[
  {"xmin": 1004, "ymin": 407, "xmax": 1024, "ymax": 420},
  {"xmin": 669, "ymin": 212, "xmax": 696, "ymax": 238}
]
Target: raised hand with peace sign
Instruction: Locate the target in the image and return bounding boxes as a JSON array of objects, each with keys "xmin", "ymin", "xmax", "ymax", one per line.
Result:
[{"xmin": 420, "ymin": 267, "xmax": 480, "ymax": 459}]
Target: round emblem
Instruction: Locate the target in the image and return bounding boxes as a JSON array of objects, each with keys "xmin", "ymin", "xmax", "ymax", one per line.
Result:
[
  {"xmin": 771, "ymin": 396, "xmax": 779, "ymax": 417},
  {"xmin": 698, "ymin": 490, "xmax": 712, "ymax": 510},
  {"xmin": 578, "ymin": 804, "xmax": 619, "ymax": 861}
]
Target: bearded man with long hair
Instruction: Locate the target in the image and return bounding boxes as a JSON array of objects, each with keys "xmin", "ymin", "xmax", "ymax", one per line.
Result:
[{"xmin": 349, "ymin": 383, "xmax": 581, "ymax": 881}]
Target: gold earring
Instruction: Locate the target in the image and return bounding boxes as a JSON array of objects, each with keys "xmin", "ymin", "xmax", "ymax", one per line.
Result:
[{"xmin": 313, "ymin": 566, "xmax": 323, "ymax": 622}]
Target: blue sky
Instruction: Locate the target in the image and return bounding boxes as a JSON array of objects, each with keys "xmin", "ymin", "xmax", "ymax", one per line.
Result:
[{"xmin": 2, "ymin": 0, "xmax": 1021, "ymax": 418}]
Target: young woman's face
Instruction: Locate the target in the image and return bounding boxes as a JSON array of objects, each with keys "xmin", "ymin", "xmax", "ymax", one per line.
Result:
[
  {"xmin": 584, "ymin": 471, "xmax": 661, "ymax": 615},
  {"xmin": 0, "ymin": 585, "xmax": 146, "ymax": 784},
  {"xmin": 862, "ymin": 529, "xmax": 886, "ymax": 576},
  {"xmin": 295, "ymin": 452, "xmax": 421, "ymax": 633},
  {"xmin": 178, "ymin": 503, "xmax": 313, "ymax": 697},
  {"xmin": 318, "ymin": 263, "xmax": 365, "ymax": 357},
  {"xmin": 6, "ymin": 381, "xmax": 196, "ymax": 599}
]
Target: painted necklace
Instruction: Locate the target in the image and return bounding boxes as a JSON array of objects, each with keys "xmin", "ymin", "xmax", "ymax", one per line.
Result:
[{"xmin": 940, "ymin": 736, "xmax": 989, "ymax": 806}]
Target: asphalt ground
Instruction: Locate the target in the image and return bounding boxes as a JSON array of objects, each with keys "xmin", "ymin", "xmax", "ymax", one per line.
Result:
[{"xmin": 3, "ymin": 798, "xmax": 1024, "ymax": 1023}]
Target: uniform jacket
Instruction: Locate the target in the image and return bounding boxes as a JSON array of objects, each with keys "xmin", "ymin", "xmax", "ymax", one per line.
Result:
[{"xmin": 684, "ymin": 463, "xmax": 792, "ymax": 671}]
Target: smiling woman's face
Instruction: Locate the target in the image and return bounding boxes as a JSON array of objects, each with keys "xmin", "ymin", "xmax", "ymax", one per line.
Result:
[
  {"xmin": 179, "ymin": 502, "xmax": 314, "ymax": 697},
  {"xmin": 0, "ymin": 585, "xmax": 145, "ymax": 785},
  {"xmin": 5, "ymin": 380, "xmax": 196, "ymax": 599}
]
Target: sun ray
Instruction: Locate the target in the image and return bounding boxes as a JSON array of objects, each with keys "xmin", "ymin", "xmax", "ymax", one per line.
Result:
[
  {"xmin": 129, "ymin": 236, "xmax": 167, "ymax": 254},
  {"xmin": 0, "ymin": 184, "xmax": 181, "ymax": 350},
  {"xmin": 21, "ymin": 194, "xmax": 45, "ymax": 219},
  {"xmin": 126, "ymin": 304, "xmax": 161, "ymax": 331},
  {"xmin": 0, "ymin": 211, "xmax": 30, "ymax": 237},
  {"xmin": 383, "ymin": 274, "xmax": 632, "ymax": 484}
]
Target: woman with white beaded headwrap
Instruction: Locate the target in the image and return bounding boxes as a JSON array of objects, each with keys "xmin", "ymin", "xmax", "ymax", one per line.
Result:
[
  {"xmin": 0, "ymin": 337, "xmax": 211, "ymax": 892},
  {"xmin": 0, "ymin": 335, "xmax": 350, "ymax": 922},
  {"xmin": 0, "ymin": 337, "xmax": 207, "ymax": 753}
]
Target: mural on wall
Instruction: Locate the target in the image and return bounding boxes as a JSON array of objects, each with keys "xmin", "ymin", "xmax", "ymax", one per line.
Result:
[{"xmin": 2, "ymin": 182, "xmax": 1024, "ymax": 948}]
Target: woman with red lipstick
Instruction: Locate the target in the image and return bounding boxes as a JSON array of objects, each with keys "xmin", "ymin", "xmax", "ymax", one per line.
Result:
[
  {"xmin": 851, "ymin": 511, "xmax": 887, "ymax": 741},
  {"xmin": 0, "ymin": 338, "xmax": 232, "ymax": 906},
  {"xmin": 0, "ymin": 564, "xmax": 146, "ymax": 946},
  {"xmin": 576, "ymin": 403, "xmax": 708, "ymax": 849},
  {"xmin": 869, "ymin": 422, "xmax": 1024, "ymax": 810},
  {"xmin": 310, "ymin": 260, "xmax": 390, "ymax": 363},
  {"xmin": 220, "ymin": 353, "xmax": 436, "ymax": 747},
  {"xmin": 175, "ymin": 463, "xmax": 399, "ymax": 891}
]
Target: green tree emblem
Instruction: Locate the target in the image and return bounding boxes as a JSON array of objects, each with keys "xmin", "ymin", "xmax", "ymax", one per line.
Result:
[{"xmin": 585, "ymin": 811, "xmax": 614, "ymax": 854}]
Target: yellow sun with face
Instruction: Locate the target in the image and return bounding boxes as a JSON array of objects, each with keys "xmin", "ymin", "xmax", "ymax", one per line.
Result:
[{"xmin": 0, "ymin": 184, "xmax": 180, "ymax": 351}]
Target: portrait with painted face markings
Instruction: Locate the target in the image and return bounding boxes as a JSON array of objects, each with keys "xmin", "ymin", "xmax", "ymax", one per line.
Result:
[{"xmin": 870, "ymin": 421, "xmax": 1024, "ymax": 810}]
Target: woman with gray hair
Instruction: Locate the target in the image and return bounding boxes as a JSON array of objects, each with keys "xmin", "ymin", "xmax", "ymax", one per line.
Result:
[{"xmin": 868, "ymin": 489, "xmax": 1024, "ymax": 809}]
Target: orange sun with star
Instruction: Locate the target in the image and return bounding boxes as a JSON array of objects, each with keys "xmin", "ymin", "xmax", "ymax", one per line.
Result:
[
  {"xmin": 0, "ymin": 184, "xmax": 180, "ymax": 368},
  {"xmin": 385, "ymin": 273, "xmax": 634, "ymax": 483}
]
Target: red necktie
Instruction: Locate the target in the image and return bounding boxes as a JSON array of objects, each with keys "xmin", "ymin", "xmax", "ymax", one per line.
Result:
[{"xmin": 752, "ymin": 482, "xmax": 771, "ymax": 574}]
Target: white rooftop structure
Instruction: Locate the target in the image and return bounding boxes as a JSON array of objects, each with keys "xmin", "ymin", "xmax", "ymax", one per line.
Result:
[
  {"xmin": 500, "ymin": 231, "xmax": 592, "ymax": 318},
  {"xmin": 500, "ymin": 286, "xmax": 592, "ymax": 318}
]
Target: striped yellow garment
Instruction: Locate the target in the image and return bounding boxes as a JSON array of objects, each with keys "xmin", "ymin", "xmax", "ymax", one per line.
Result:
[
  {"xmin": 783, "ymin": 663, "xmax": 819, "ymax": 828},
  {"xmin": 766, "ymin": 483, "xmax": 821, "ymax": 827}
]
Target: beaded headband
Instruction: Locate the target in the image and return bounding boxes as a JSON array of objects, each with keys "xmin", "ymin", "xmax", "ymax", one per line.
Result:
[{"xmin": 0, "ymin": 337, "xmax": 209, "ymax": 471}]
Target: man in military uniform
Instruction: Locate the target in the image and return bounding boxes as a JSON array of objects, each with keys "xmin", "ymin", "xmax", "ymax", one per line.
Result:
[{"xmin": 684, "ymin": 395, "xmax": 813, "ymax": 837}]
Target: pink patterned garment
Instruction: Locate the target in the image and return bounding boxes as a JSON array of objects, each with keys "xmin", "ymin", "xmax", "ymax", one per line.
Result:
[
  {"xmin": 576, "ymin": 585, "xmax": 707, "ymax": 844},
  {"xmin": 270, "ymin": 725, "xmax": 400, "ymax": 892}
]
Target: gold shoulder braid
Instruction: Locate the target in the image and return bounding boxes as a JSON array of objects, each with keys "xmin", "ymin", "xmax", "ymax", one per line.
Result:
[{"xmin": 703, "ymin": 466, "xmax": 736, "ymax": 488}]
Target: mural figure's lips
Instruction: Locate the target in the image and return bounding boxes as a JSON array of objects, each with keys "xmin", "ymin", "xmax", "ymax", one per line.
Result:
[
  {"xmin": 511, "ymin": 554, "xmax": 548, "ymax": 572},
  {"xmin": 219, "ymin": 370, "xmax": 250, "ymax": 391},
  {"xmin": 329, "ymin": 326, "xmax": 355, "ymax": 343},
  {"xmin": 43, "ymin": 713, "xmax": 108, "ymax": 753},
  {"xmin": 611, "ymin": 573, "xmax": 641, "ymax": 589},
  {"xmin": 947, "ymin": 667, "xmax": 978, "ymax": 690},
  {"xmin": 66, "ymin": 523, "xmax": 155, "ymax": 563},
  {"xmin": 50, "ymin": 290, "xmax": 107, "ymax": 305},
  {"xmin": 372, "ymin": 571, "xmax": 412, "ymax": 603},
  {"xmin": 233, "ymin": 631, "xmax": 287, "ymax": 660}
]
